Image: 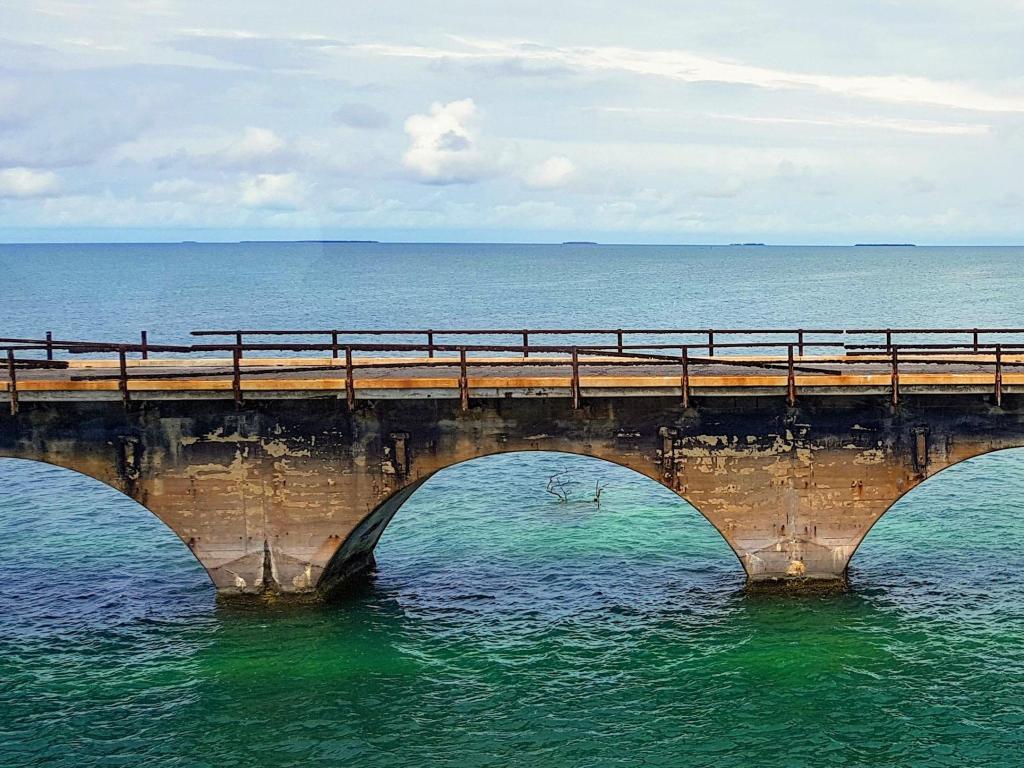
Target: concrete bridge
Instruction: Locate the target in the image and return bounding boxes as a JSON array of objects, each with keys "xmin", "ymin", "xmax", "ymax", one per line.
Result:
[{"xmin": 3, "ymin": 326, "xmax": 1024, "ymax": 600}]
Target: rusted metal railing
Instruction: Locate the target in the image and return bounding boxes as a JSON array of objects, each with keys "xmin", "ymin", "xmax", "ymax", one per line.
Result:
[
  {"xmin": 6, "ymin": 349, "xmax": 17, "ymax": 416},
  {"xmin": 5, "ymin": 326, "xmax": 1024, "ymax": 413}
]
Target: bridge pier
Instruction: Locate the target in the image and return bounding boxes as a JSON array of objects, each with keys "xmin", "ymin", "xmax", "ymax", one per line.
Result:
[{"xmin": 2, "ymin": 394, "xmax": 1023, "ymax": 600}]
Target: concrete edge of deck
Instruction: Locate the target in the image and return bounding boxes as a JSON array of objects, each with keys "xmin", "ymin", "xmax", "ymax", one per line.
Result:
[{"xmin": 3, "ymin": 380, "xmax": 1019, "ymax": 401}]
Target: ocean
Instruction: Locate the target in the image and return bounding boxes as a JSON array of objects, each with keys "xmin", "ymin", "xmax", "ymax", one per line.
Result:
[{"xmin": 2, "ymin": 242, "xmax": 1024, "ymax": 767}]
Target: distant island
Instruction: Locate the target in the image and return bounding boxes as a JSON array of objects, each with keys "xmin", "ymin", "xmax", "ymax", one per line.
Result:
[
  {"xmin": 729, "ymin": 242, "xmax": 766, "ymax": 246},
  {"xmin": 854, "ymin": 243, "xmax": 916, "ymax": 247},
  {"xmin": 237, "ymin": 239, "xmax": 380, "ymax": 244},
  {"xmin": 561, "ymin": 241, "xmax": 598, "ymax": 245}
]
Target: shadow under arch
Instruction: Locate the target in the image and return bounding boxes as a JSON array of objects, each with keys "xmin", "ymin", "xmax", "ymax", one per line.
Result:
[
  {"xmin": 0, "ymin": 455, "xmax": 215, "ymax": 591},
  {"xmin": 847, "ymin": 445, "xmax": 1024, "ymax": 576},
  {"xmin": 319, "ymin": 449, "xmax": 744, "ymax": 597}
]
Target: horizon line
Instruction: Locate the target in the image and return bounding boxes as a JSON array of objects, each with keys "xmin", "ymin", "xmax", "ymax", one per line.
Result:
[{"xmin": 6, "ymin": 240, "xmax": 1024, "ymax": 249}]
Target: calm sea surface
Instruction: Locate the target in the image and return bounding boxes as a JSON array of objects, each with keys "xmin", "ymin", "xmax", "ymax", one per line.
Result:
[{"xmin": 3, "ymin": 243, "xmax": 1024, "ymax": 767}]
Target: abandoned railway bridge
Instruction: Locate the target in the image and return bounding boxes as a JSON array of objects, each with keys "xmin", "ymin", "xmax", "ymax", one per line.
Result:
[{"xmin": 3, "ymin": 325, "xmax": 1024, "ymax": 600}]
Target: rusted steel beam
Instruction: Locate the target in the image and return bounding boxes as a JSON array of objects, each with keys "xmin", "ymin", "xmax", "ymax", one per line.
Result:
[
  {"xmin": 118, "ymin": 348, "xmax": 130, "ymax": 408},
  {"xmin": 845, "ymin": 327, "xmax": 1024, "ymax": 334},
  {"xmin": 0, "ymin": 336, "xmax": 190, "ymax": 351},
  {"xmin": 787, "ymin": 345, "xmax": 796, "ymax": 406},
  {"xmin": 232, "ymin": 348, "xmax": 242, "ymax": 406},
  {"xmin": 996, "ymin": 344, "xmax": 1003, "ymax": 406},
  {"xmin": 847, "ymin": 344, "xmax": 1024, "ymax": 354},
  {"xmin": 680, "ymin": 347, "xmax": 690, "ymax": 409},
  {"xmin": 191, "ymin": 327, "xmax": 856, "ymax": 337},
  {"xmin": 345, "ymin": 346, "xmax": 354, "ymax": 408},
  {"xmin": 459, "ymin": 347, "xmax": 469, "ymax": 411},
  {"xmin": 10, "ymin": 360, "xmax": 68, "ymax": 370},
  {"xmin": 570, "ymin": 346, "xmax": 581, "ymax": 409},
  {"xmin": 6, "ymin": 349, "xmax": 17, "ymax": 416},
  {"xmin": 891, "ymin": 347, "xmax": 900, "ymax": 406}
]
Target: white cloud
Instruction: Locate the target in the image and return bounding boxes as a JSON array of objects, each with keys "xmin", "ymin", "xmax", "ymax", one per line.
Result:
[
  {"xmin": 708, "ymin": 113, "xmax": 991, "ymax": 136},
  {"xmin": 223, "ymin": 126, "xmax": 287, "ymax": 164},
  {"xmin": 0, "ymin": 167, "xmax": 63, "ymax": 198},
  {"xmin": 356, "ymin": 37, "xmax": 1024, "ymax": 114},
  {"xmin": 524, "ymin": 156, "xmax": 576, "ymax": 189},
  {"xmin": 402, "ymin": 98, "xmax": 494, "ymax": 184},
  {"xmin": 239, "ymin": 172, "xmax": 305, "ymax": 209},
  {"xmin": 114, "ymin": 126, "xmax": 292, "ymax": 171}
]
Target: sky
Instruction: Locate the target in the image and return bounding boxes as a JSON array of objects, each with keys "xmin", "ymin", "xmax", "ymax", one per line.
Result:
[{"xmin": 3, "ymin": 1, "xmax": 1024, "ymax": 243}]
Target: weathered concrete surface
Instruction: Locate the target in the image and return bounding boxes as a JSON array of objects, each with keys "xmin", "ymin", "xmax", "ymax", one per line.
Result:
[{"xmin": 2, "ymin": 393, "xmax": 1023, "ymax": 598}]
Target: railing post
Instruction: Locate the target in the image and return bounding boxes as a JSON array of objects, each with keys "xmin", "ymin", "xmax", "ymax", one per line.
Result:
[
  {"xmin": 570, "ymin": 346, "xmax": 581, "ymax": 410},
  {"xmin": 890, "ymin": 346, "xmax": 899, "ymax": 407},
  {"xmin": 232, "ymin": 347, "xmax": 242, "ymax": 406},
  {"xmin": 426, "ymin": 330, "xmax": 434, "ymax": 359},
  {"xmin": 235, "ymin": 331, "xmax": 243, "ymax": 360},
  {"xmin": 344, "ymin": 346, "xmax": 354, "ymax": 408},
  {"xmin": 6, "ymin": 349, "xmax": 17, "ymax": 416},
  {"xmin": 708, "ymin": 329, "xmax": 715, "ymax": 357},
  {"xmin": 522, "ymin": 330, "xmax": 529, "ymax": 359},
  {"xmin": 885, "ymin": 328, "xmax": 892, "ymax": 354},
  {"xmin": 995, "ymin": 344, "xmax": 1003, "ymax": 407},
  {"xmin": 140, "ymin": 330, "xmax": 148, "ymax": 360},
  {"xmin": 787, "ymin": 344, "xmax": 796, "ymax": 406},
  {"xmin": 973, "ymin": 328, "xmax": 980, "ymax": 353},
  {"xmin": 680, "ymin": 347, "xmax": 690, "ymax": 409},
  {"xmin": 331, "ymin": 331, "xmax": 339, "ymax": 359},
  {"xmin": 797, "ymin": 329, "xmax": 804, "ymax": 357},
  {"xmin": 616, "ymin": 329, "xmax": 624, "ymax": 355},
  {"xmin": 118, "ymin": 347, "xmax": 130, "ymax": 408},
  {"xmin": 45, "ymin": 331, "xmax": 53, "ymax": 361},
  {"xmin": 459, "ymin": 346, "xmax": 469, "ymax": 411}
]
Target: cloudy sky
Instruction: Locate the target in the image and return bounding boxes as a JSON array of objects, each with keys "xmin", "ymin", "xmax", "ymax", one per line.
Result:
[{"xmin": 3, "ymin": 0, "xmax": 1024, "ymax": 243}]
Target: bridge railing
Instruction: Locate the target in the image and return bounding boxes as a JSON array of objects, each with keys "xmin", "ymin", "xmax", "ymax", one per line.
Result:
[
  {"xmin": 189, "ymin": 327, "xmax": 853, "ymax": 359},
  {"xmin": 8, "ymin": 325, "xmax": 1024, "ymax": 360},
  {"xmin": 5, "ymin": 327, "xmax": 1024, "ymax": 414}
]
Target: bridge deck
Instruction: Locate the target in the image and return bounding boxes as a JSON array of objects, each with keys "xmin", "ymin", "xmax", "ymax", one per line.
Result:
[{"xmin": 4, "ymin": 353, "xmax": 1021, "ymax": 399}]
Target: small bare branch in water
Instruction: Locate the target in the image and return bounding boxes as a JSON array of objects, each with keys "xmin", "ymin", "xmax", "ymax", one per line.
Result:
[
  {"xmin": 546, "ymin": 470, "xmax": 572, "ymax": 503},
  {"xmin": 593, "ymin": 479, "xmax": 607, "ymax": 508}
]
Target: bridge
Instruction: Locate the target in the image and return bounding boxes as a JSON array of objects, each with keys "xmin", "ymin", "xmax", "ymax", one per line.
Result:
[{"xmin": 3, "ymin": 326, "xmax": 1024, "ymax": 600}]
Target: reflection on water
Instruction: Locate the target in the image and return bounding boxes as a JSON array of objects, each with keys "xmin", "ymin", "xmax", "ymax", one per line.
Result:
[{"xmin": 3, "ymin": 449, "xmax": 1024, "ymax": 766}]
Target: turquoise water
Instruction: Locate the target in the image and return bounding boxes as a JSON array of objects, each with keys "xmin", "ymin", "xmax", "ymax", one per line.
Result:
[{"xmin": 2, "ymin": 243, "xmax": 1024, "ymax": 766}]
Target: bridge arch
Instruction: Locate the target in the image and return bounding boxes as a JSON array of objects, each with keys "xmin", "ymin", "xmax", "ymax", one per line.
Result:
[
  {"xmin": 318, "ymin": 449, "xmax": 743, "ymax": 597},
  {"xmin": 0, "ymin": 456, "xmax": 215, "ymax": 595},
  {"xmin": 847, "ymin": 445, "xmax": 1024, "ymax": 579}
]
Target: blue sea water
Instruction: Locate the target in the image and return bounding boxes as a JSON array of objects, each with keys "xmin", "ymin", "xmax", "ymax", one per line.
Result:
[{"xmin": 2, "ymin": 242, "xmax": 1024, "ymax": 767}]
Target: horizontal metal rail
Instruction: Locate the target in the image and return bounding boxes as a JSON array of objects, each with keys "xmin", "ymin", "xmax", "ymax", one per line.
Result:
[
  {"xmin": 5, "ymin": 328, "xmax": 1024, "ymax": 416},
  {"xmin": 190, "ymin": 328, "xmax": 849, "ymax": 336}
]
